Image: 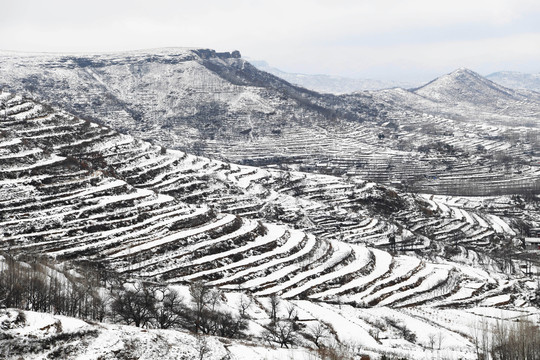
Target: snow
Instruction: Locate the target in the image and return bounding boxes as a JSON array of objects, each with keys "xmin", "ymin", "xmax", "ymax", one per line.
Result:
[
  {"xmin": 135, "ymin": 218, "xmax": 261, "ymax": 276},
  {"xmin": 111, "ymin": 213, "xmax": 235, "ymax": 258},
  {"xmin": 0, "ymin": 147, "xmax": 42, "ymax": 159},
  {"xmin": 481, "ymin": 294, "xmax": 512, "ymax": 306},
  {"xmin": 11, "ymin": 104, "xmax": 44, "ymax": 120},
  {"xmin": 367, "ymin": 307, "xmax": 473, "ymax": 350},
  {"xmin": 255, "ymin": 240, "xmax": 352, "ymax": 296},
  {"xmin": 226, "ymin": 344, "xmax": 314, "ymax": 360},
  {"xmin": 0, "ymin": 138, "xmax": 22, "ymax": 147},
  {"xmin": 312, "ymin": 248, "xmax": 392, "ymax": 300},
  {"xmin": 165, "ymin": 224, "xmax": 287, "ymax": 283},
  {"xmin": 377, "ymin": 266, "xmax": 450, "ymax": 306},
  {"xmin": 191, "ymin": 226, "xmax": 304, "ymax": 283},
  {"xmin": 472, "ymin": 213, "xmax": 489, "ymax": 228},
  {"xmin": 283, "ymin": 244, "xmax": 371, "ymax": 299},
  {"xmin": 446, "ymin": 282, "xmax": 484, "ymax": 302},
  {"xmin": 486, "ymin": 214, "xmax": 516, "ymax": 235},
  {"xmin": 295, "ymin": 301, "xmax": 380, "ymax": 347},
  {"xmin": 0, "ymin": 154, "xmax": 65, "ymax": 172},
  {"xmin": 96, "ymin": 188, "xmax": 154, "ymax": 207},
  {"xmin": 49, "ymin": 205, "xmax": 205, "ymax": 257},
  {"xmin": 2, "ymin": 310, "xmax": 90, "ymax": 338},
  {"xmin": 230, "ymin": 91, "xmax": 275, "ymax": 114},
  {"xmin": 344, "ymin": 256, "xmax": 422, "ymax": 304}
]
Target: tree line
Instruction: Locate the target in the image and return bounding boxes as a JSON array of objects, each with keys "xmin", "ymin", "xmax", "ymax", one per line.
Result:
[
  {"xmin": 0, "ymin": 253, "xmax": 321, "ymax": 349},
  {"xmin": 0, "ymin": 254, "xmax": 106, "ymax": 321},
  {"xmin": 0, "ymin": 253, "xmax": 248, "ymax": 339},
  {"xmin": 473, "ymin": 317, "xmax": 540, "ymax": 360},
  {"xmin": 110, "ymin": 281, "xmax": 248, "ymax": 339}
]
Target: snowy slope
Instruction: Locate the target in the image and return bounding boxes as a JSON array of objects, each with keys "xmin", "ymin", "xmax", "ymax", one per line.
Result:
[
  {"xmin": 0, "ymin": 308, "xmax": 317, "ymax": 360},
  {"xmin": 413, "ymin": 68, "xmax": 540, "ymax": 118}
]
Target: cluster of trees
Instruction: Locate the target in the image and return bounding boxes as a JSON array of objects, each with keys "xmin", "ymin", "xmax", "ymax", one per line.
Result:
[
  {"xmin": 0, "ymin": 254, "xmax": 105, "ymax": 321},
  {"xmin": 262, "ymin": 293, "xmax": 322, "ymax": 350},
  {"xmin": 417, "ymin": 141, "xmax": 457, "ymax": 155},
  {"xmin": 0, "ymin": 253, "xmax": 249, "ymax": 340},
  {"xmin": 490, "ymin": 319, "xmax": 540, "ymax": 360},
  {"xmin": 473, "ymin": 318, "xmax": 540, "ymax": 360},
  {"xmin": 110, "ymin": 281, "xmax": 248, "ymax": 339}
]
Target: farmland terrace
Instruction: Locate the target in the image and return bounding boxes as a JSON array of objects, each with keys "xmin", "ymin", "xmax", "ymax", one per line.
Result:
[
  {"xmin": 2, "ymin": 91, "xmax": 540, "ymax": 358},
  {"xmin": 1, "ymin": 92, "xmax": 538, "ymax": 297}
]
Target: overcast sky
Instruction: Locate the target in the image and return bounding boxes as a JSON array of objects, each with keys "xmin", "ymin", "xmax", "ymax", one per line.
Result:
[{"xmin": 2, "ymin": 0, "xmax": 540, "ymax": 82}]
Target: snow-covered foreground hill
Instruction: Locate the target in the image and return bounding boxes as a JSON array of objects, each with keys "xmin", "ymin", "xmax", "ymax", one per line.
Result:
[
  {"xmin": 0, "ymin": 308, "xmax": 316, "ymax": 360},
  {"xmin": 3, "ymin": 297, "xmax": 540, "ymax": 360}
]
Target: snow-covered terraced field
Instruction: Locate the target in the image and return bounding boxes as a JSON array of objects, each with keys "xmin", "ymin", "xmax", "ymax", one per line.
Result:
[
  {"xmin": 3, "ymin": 91, "xmax": 523, "ymax": 255},
  {"xmin": 1, "ymin": 92, "xmax": 539, "ymax": 359}
]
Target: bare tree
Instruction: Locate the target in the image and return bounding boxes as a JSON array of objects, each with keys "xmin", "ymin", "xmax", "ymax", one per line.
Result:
[
  {"xmin": 269, "ymin": 293, "xmax": 280, "ymax": 324},
  {"xmin": 264, "ymin": 320, "xmax": 296, "ymax": 349},
  {"xmin": 110, "ymin": 283, "xmax": 156, "ymax": 327},
  {"xmin": 489, "ymin": 318, "xmax": 540, "ymax": 360},
  {"xmin": 307, "ymin": 323, "xmax": 328, "ymax": 349},
  {"xmin": 238, "ymin": 293, "xmax": 253, "ymax": 319},
  {"xmin": 153, "ymin": 288, "xmax": 186, "ymax": 329},
  {"xmin": 196, "ymin": 334, "xmax": 210, "ymax": 360},
  {"xmin": 437, "ymin": 331, "xmax": 444, "ymax": 350},
  {"xmin": 472, "ymin": 318, "xmax": 490, "ymax": 360},
  {"xmin": 214, "ymin": 310, "xmax": 248, "ymax": 338},
  {"xmin": 189, "ymin": 281, "xmax": 212, "ymax": 333},
  {"xmin": 285, "ymin": 303, "xmax": 298, "ymax": 321},
  {"xmin": 428, "ymin": 333, "xmax": 436, "ymax": 350},
  {"xmin": 188, "ymin": 281, "xmax": 243, "ymax": 337}
]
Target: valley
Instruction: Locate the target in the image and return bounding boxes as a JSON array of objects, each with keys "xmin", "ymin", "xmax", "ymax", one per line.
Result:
[{"xmin": 1, "ymin": 49, "xmax": 540, "ymax": 359}]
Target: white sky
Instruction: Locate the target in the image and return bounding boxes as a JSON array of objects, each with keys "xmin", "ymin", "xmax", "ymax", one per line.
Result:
[{"xmin": 2, "ymin": 0, "xmax": 540, "ymax": 82}]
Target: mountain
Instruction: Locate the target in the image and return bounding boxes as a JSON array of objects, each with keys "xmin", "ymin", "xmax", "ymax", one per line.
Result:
[
  {"xmin": 0, "ymin": 48, "xmax": 371, "ymax": 153},
  {"xmin": 1, "ymin": 51, "xmax": 539, "ymax": 197},
  {"xmin": 414, "ymin": 68, "xmax": 523, "ymax": 103},
  {"xmin": 405, "ymin": 68, "xmax": 540, "ymax": 127},
  {"xmin": 487, "ymin": 71, "xmax": 540, "ymax": 92},
  {"xmin": 250, "ymin": 60, "xmax": 418, "ymax": 94}
]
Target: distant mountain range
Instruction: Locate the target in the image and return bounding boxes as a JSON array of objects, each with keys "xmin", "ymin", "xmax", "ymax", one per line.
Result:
[
  {"xmin": 487, "ymin": 71, "xmax": 540, "ymax": 92},
  {"xmin": 252, "ymin": 60, "xmax": 540, "ymax": 95},
  {"xmin": 250, "ymin": 60, "xmax": 419, "ymax": 94}
]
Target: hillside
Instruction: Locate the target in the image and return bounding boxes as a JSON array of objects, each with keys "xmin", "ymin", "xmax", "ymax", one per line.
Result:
[
  {"xmin": 412, "ymin": 68, "xmax": 540, "ymax": 121},
  {"xmin": 1, "ymin": 51, "xmax": 539, "ymax": 197},
  {"xmin": 2, "ymin": 91, "xmax": 540, "ymax": 359},
  {"xmin": 0, "ymin": 308, "xmax": 318, "ymax": 360},
  {"xmin": 415, "ymin": 68, "xmax": 520, "ymax": 104},
  {"xmin": 0, "ymin": 48, "xmax": 369, "ymax": 151}
]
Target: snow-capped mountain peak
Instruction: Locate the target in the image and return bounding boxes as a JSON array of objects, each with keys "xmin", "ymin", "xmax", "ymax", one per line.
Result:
[{"xmin": 413, "ymin": 67, "xmax": 517, "ymax": 103}]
